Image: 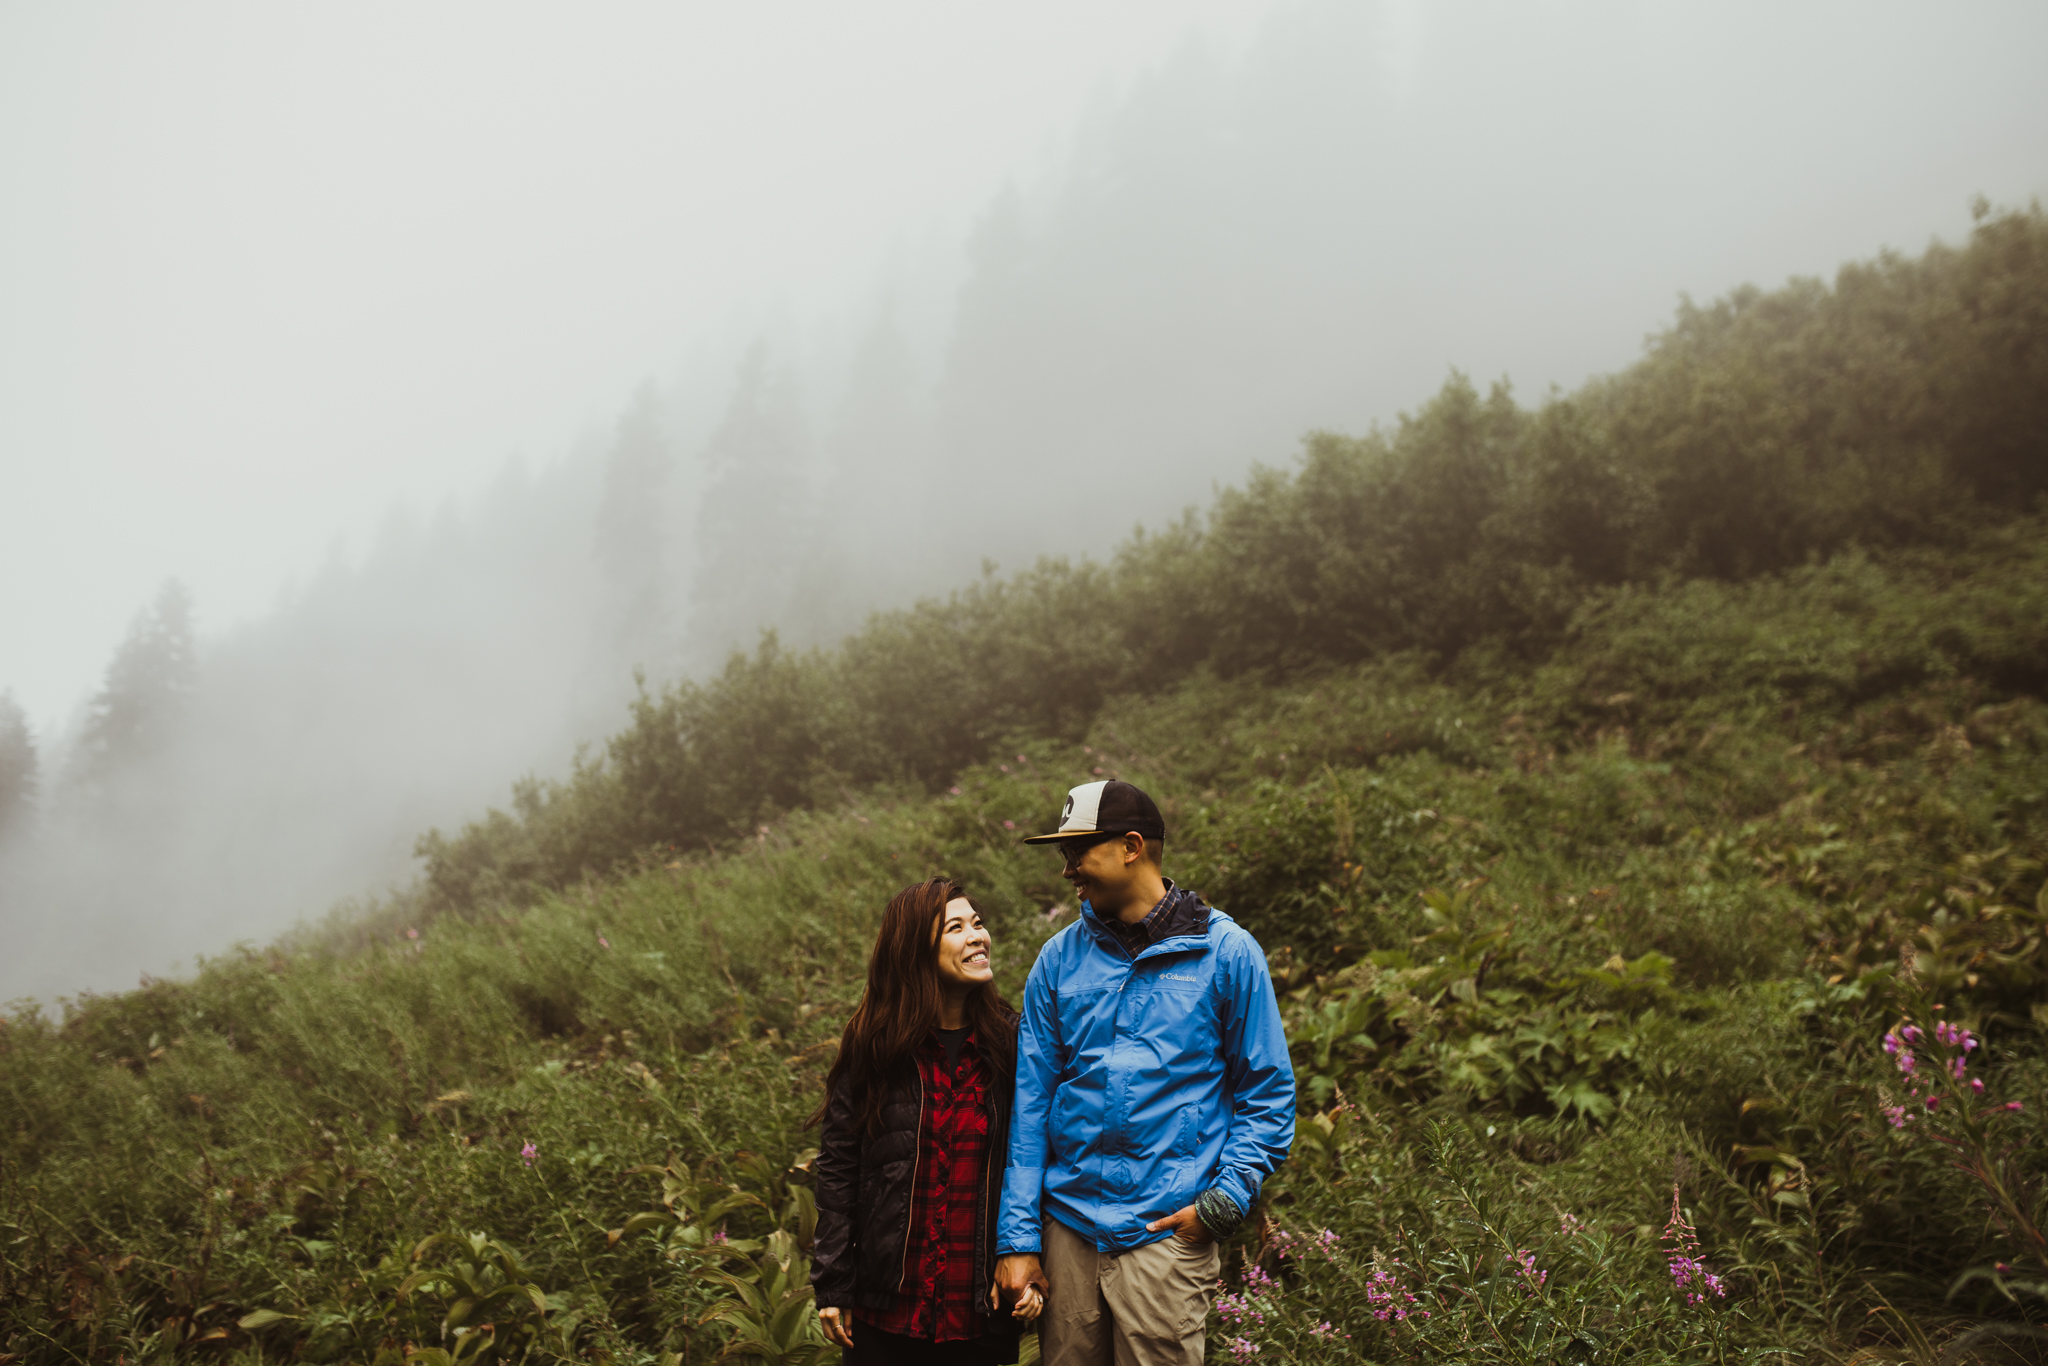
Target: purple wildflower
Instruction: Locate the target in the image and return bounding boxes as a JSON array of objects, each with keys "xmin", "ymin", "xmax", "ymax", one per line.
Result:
[
  {"xmin": 520, "ymin": 1141, "xmax": 537, "ymax": 1166},
  {"xmin": 1364, "ymin": 1261, "xmax": 1428, "ymax": 1327},
  {"xmin": 1512, "ymin": 1249, "xmax": 1547, "ymax": 1296},
  {"xmin": 1309, "ymin": 1321, "xmax": 1345, "ymax": 1340},
  {"xmin": 1216, "ymin": 1290, "xmax": 1267, "ymax": 1329},
  {"xmin": 1669, "ymin": 1255, "xmax": 1727, "ymax": 1304},
  {"xmin": 1558, "ymin": 1212, "xmax": 1586, "ymax": 1237},
  {"xmin": 1663, "ymin": 1185, "xmax": 1726, "ymax": 1306},
  {"xmin": 1226, "ymin": 1336, "xmax": 1258, "ymax": 1362}
]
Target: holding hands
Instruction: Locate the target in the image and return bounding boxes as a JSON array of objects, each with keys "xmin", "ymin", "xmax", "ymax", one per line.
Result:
[{"xmin": 994, "ymin": 1253, "xmax": 1048, "ymax": 1323}]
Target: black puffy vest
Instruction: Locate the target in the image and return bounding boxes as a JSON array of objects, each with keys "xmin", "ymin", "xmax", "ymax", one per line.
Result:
[{"xmin": 811, "ymin": 1018, "xmax": 1018, "ymax": 1336}]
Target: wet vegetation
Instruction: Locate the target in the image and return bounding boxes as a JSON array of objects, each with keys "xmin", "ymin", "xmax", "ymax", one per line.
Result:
[{"xmin": 3, "ymin": 207, "xmax": 2047, "ymax": 1363}]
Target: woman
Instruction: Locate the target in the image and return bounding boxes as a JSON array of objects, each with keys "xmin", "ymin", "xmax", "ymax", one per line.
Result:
[{"xmin": 811, "ymin": 879, "xmax": 1043, "ymax": 1364}]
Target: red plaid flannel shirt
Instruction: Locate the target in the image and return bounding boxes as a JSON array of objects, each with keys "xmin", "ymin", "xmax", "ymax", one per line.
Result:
[{"xmin": 856, "ymin": 1030, "xmax": 992, "ymax": 1343}]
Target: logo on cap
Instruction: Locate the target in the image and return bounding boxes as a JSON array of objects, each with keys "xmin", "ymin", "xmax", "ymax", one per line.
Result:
[{"xmin": 1020, "ymin": 779, "xmax": 1166, "ymax": 845}]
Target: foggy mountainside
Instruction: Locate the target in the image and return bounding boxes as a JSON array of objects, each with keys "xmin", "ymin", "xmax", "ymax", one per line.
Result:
[
  {"xmin": 4, "ymin": 202, "xmax": 2047, "ymax": 1362},
  {"xmin": 414, "ymin": 204, "xmax": 2048, "ymax": 914},
  {"xmin": 6, "ymin": 0, "xmax": 2045, "ymax": 1005}
]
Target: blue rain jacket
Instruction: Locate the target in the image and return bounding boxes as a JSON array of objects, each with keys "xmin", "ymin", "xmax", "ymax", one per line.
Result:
[{"xmin": 997, "ymin": 888, "xmax": 1295, "ymax": 1255}]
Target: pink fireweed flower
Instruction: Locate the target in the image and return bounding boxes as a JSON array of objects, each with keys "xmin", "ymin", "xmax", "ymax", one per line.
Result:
[
  {"xmin": 2007, "ymin": 1101, "xmax": 2025, "ymax": 1112},
  {"xmin": 520, "ymin": 1141, "xmax": 537, "ymax": 1166},
  {"xmin": 1003, "ymin": 820, "xmax": 1016, "ymax": 830},
  {"xmin": 1559, "ymin": 1212, "xmax": 1586, "ymax": 1237},
  {"xmin": 1663, "ymin": 1185, "xmax": 1725, "ymax": 1306},
  {"xmin": 1882, "ymin": 1030, "xmax": 1902, "ymax": 1056},
  {"xmin": 1669, "ymin": 1255, "xmax": 1727, "ymax": 1304},
  {"xmin": 1513, "ymin": 1249, "xmax": 1547, "ymax": 1296},
  {"xmin": 597, "ymin": 934, "xmax": 611, "ymax": 949},
  {"xmin": 1216, "ymin": 1290, "xmax": 1267, "ymax": 1329},
  {"xmin": 1316, "ymin": 1228, "xmax": 1341, "ymax": 1252},
  {"xmin": 1242, "ymin": 1264, "xmax": 1277, "ymax": 1293},
  {"xmin": 1933, "ymin": 1021, "xmax": 1977, "ymax": 1051},
  {"xmin": 1364, "ymin": 1261, "xmax": 1428, "ymax": 1326},
  {"xmin": 1925, "ymin": 1095, "xmax": 1941, "ymax": 1111},
  {"xmin": 1897, "ymin": 1052, "xmax": 1917, "ymax": 1075},
  {"xmin": 1309, "ymin": 1322, "xmax": 1345, "ymax": 1340},
  {"xmin": 1882, "ymin": 1104, "xmax": 1911, "ymax": 1128},
  {"xmin": 1950, "ymin": 1055, "xmax": 1969, "ymax": 1080},
  {"xmin": 1226, "ymin": 1337, "xmax": 1258, "ymax": 1362},
  {"xmin": 1901, "ymin": 1024, "xmax": 1922, "ymax": 1043},
  {"xmin": 712, "ymin": 1228, "xmax": 728, "ymax": 1244},
  {"xmin": 406, "ymin": 927, "xmax": 420, "ymax": 940},
  {"xmin": 1971, "ymin": 1078, "xmax": 1986, "ymax": 1095}
]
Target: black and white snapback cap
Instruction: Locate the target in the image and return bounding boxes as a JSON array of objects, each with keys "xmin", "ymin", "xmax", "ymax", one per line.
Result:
[{"xmin": 1020, "ymin": 779, "xmax": 1166, "ymax": 845}]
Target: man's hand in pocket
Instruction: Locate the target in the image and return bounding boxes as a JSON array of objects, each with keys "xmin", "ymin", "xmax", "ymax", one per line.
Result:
[{"xmin": 1144, "ymin": 1205, "xmax": 1213, "ymax": 1245}]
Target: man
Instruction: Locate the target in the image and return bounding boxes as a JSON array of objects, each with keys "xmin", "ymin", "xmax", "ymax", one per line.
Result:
[{"xmin": 994, "ymin": 779, "xmax": 1295, "ymax": 1366}]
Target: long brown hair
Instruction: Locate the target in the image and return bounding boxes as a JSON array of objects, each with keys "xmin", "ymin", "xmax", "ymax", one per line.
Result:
[{"xmin": 812, "ymin": 878, "xmax": 1016, "ymax": 1135}]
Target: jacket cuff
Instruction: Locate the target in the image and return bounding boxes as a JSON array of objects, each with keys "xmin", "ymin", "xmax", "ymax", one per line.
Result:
[
  {"xmin": 1209, "ymin": 1169, "xmax": 1260, "ymax": 1227},
  {"xmin": 1195, "ymin": 1187, "xmax": 1246, "ymax": 1239},
  {"xmin": 996, "ymin": 1165, "xmax": 1045, "ymax": 1255}
]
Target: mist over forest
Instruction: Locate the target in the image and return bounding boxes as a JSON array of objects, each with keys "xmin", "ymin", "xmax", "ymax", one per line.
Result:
[{"xmin": 3, "ymin": 0, "xmax": 2046, "ymax": 1005}]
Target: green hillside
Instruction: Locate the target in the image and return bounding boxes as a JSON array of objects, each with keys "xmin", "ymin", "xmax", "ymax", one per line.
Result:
[{"xmin": 3, "ymin": 208, "xmax": 2047, "ymax": 1364}]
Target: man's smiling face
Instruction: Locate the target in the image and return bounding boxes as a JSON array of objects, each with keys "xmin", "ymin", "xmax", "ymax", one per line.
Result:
[{"xmin": 1060, "ymin": 833, "xmax": 1134, "ymax": 907}]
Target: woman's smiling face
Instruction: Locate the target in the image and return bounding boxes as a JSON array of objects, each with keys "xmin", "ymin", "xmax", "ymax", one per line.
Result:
[{"xmin": 934, "ymin": 896, "xmax": 993, "ymax": 992}]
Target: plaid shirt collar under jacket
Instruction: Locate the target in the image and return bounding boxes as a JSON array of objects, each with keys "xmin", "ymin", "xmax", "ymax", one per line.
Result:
[
  {"xmin": 1106, "ymin": 878, "xmax": 1204, "ymax": 955},
  {"xmin": 856, "ymin": 1029, "xmax": 992, "ymax": 1343}
]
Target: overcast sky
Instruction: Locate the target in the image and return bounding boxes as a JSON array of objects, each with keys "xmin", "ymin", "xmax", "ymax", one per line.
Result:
[
  {"xmin": 0, "ymin": 1, "xmax": 1287, "ymax": 730},
  {"xmin": 4, "ymin": 0, "xmax": 2047, "ymax": 735}
]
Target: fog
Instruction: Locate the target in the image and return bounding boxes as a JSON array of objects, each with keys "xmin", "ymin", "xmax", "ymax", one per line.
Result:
[{"xmin": 3, "ymin": 0, "xmax": 2045, "ymax": 1004}]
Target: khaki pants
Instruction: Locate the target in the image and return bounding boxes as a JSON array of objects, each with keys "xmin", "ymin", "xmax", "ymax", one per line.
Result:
[{"xmin": 1040, "ymin": 1217, "xmax": 1220, "ymax": 1366}]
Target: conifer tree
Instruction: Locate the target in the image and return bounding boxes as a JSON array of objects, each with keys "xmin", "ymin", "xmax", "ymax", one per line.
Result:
[
  {"xmin": 72, "ymin": 580, "xmax": 197, "ymax": 791},
  {"xmin": 0, "ymin": 690, "xmax": 35, "ymax": 841},
  {"xmin": 690, "ymin": 344, "xmax": 809, "ymax": 659},
  {"xmin": 595, "ymin": 383, "xmax": 675, "ymax": 659}
]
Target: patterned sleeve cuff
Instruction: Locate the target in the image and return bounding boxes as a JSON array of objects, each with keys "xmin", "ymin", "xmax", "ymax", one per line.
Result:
[{"xmin": 1195, "ymin": 1186, "xmax": 1246, "ymax": 1239}]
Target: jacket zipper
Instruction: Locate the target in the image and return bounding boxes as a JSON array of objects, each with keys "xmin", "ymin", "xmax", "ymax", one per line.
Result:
[
  {"xmin": 897, "ymin": 1063, "xmax": 927, "ymax": 1293},
  {"xmin": 979, "ymin": 1074, "xmax": 1007, "ymax": 1309}
]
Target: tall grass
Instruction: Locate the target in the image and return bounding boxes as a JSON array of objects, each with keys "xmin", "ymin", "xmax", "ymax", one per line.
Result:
[{"xmin": 4, "ymin": 527, "xmax": 2047, "ymax": 1363}]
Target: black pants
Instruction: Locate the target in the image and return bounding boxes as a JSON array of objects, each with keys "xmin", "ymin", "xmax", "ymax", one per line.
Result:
[{"xmin": 842, "ymin": 1323, "xmax": 1020, "ymax": 1366}]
